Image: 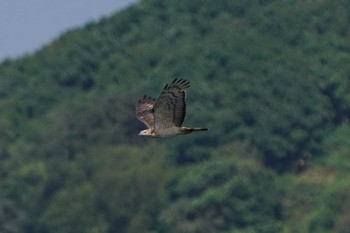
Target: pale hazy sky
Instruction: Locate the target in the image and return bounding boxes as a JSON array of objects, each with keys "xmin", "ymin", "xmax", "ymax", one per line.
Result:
[{"xmin": 0, "ymin": 0, "xmax": 139, "ymax": 62}]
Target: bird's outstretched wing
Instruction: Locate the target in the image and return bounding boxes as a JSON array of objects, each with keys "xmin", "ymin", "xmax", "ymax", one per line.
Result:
[
  {"xmin": 136, "ymin": 95, "xmax": 156, "ymax": 129},
  {"xmin": 153, "ymin": 78, "xmax": 190, "ymax": 129}
]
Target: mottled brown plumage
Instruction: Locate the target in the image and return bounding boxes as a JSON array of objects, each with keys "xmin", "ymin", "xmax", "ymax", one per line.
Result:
[{"xmin": 136, "ymin": 78, "xmax": 208, "ymax": 137}]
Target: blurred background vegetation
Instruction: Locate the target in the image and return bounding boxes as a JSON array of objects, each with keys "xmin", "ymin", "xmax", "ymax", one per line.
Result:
[{"xmin": 0, "ymin": 0, "xmax": 350, "ymax": 232}]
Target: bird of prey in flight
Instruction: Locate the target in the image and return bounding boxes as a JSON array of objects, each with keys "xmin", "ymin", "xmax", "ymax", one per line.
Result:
[{"xmin": 137, "ymin": 78, "xmax": 208, "ymax": 137}]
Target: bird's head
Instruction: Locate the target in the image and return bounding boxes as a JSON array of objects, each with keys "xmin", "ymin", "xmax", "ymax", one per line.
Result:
[{"xmin": 139, "ymin": 129, "xmax": 153, "ymax": 137}]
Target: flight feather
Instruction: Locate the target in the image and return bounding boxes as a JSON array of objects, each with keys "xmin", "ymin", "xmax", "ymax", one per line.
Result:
[{"xmin": 136, "ymin": 78, "xmax": 207, "ymax": 137}]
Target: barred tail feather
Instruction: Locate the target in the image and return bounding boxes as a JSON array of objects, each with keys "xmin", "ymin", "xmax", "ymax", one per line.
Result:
[
  {"xmin": 181, "ymin": 127, "xmax": 208, "ymax": 134},
  {"xmin": 191, "ymin": 127, "xmax": 208, "ymax": 131}
]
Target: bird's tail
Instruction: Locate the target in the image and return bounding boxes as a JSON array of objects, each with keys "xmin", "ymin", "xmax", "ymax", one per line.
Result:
[{"xmin": 181, "ymin": 127, "xmax": 208, "ymax": 134}]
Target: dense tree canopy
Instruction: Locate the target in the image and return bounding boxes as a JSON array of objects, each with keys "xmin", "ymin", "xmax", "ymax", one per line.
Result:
[{"xmin": 0, "ymin": 0, "xmax": 350, "ymax": 232}]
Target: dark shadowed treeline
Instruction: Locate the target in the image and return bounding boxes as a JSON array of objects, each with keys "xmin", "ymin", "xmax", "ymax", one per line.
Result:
[{"xmin": 0, "ymin": 0, "xmax": 350, "ymax": 232}]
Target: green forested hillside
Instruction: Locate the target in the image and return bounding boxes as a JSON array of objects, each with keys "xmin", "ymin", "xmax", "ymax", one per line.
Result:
[{"xmin": 0, "ymin": 0, "xmax": 350, "ymax": 232}]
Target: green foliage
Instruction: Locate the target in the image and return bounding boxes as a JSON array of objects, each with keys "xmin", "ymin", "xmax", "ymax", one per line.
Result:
[
  {"xmin": 0, "ymin": 193, "xmax": 27, "ymax": 233},
  {"xmin": 38, "ymin": 182, "xmax": 108, "ymax": 233},
  {"xmin": 302, "ymin": 181, "xmax": 350, "ymax": 233},
  {"xmin": 90, "ymin": 145, "xmax": 167, "ymax": 233},
  {"xmin": 160, "ymin": 144, "xmax": 282, "ymax": 233},
  {"xmin": 0, "ymin": 0, "xmax": 350, "ymax": 232},
  {"xmin": 321, "ymin": 124, "xmax": 350, "ymax": 171}
]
